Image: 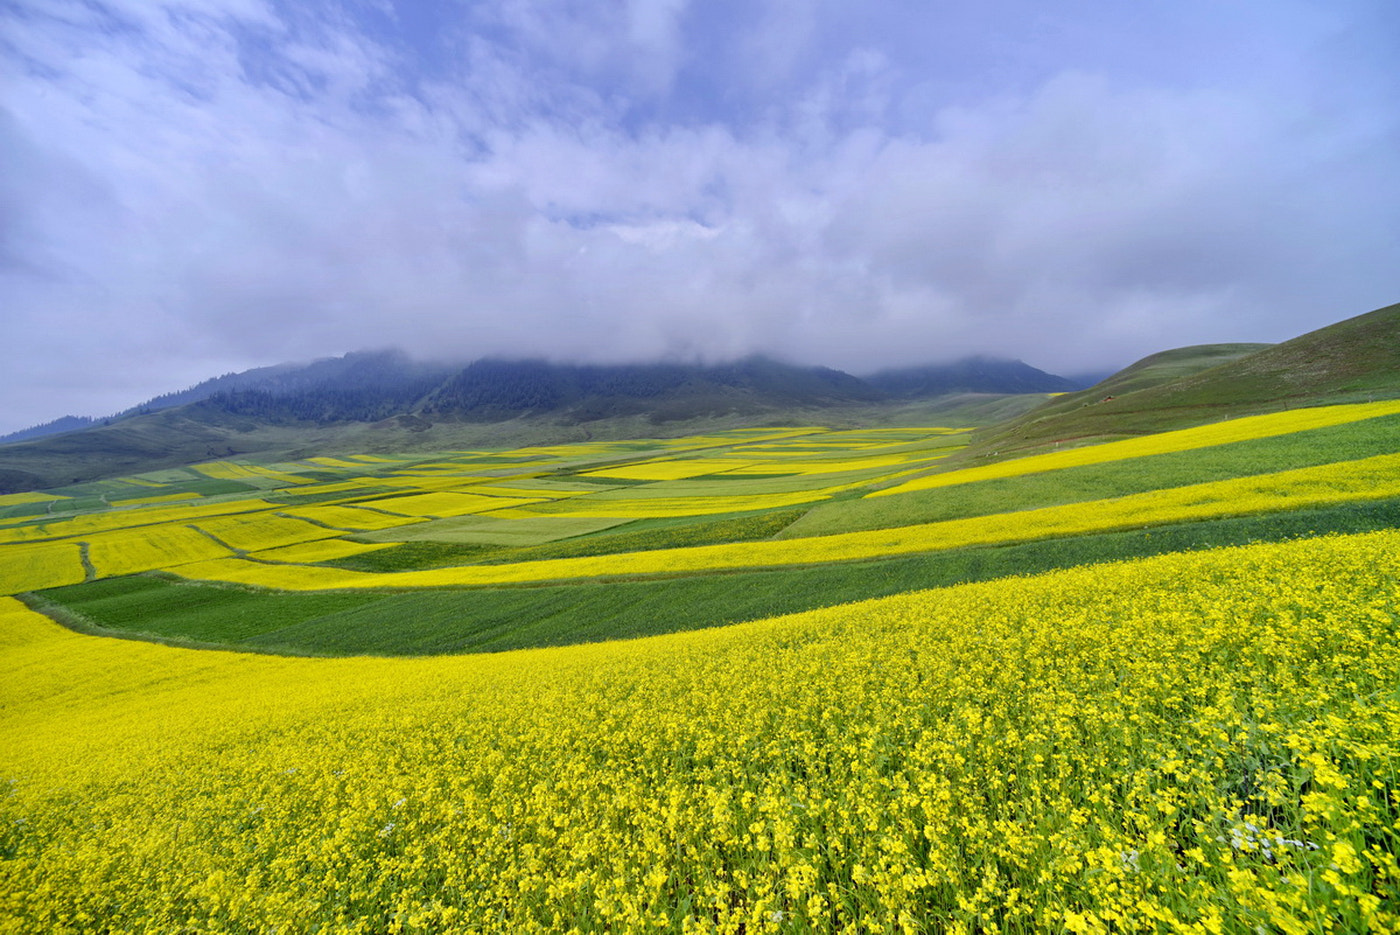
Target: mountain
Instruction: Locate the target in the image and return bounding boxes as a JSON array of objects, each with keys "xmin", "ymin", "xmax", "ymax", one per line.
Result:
[
  {"xmin": 959, "ymin": 300, "xmax": 1400, "ymax": 462},
  {"xmin": 2, "ymin": 351, "xmax": 1063, "ymax": 446},
  {"xmin": 864, "ymin": 357, "xmax": 1080, "ymax": 397},
  {"xmin": 6, "ymin": 294, "xmax": 1397, "ymax": 495},
  {"xmin": 1, "ymin": 351, "xmax": 458, "ymax": 445},
  {"xmin": 417, "ymin": 357, "xmax": 886, "ymax": 423},
  {"xmin": 192, "ymin": 350, "xmax": 463, "ymax": 424},
  {"xmin": 4, "ymin": 353, "xmax": 1051, "ymax": 492},
  {"xmin": 0, "ymin": 415, "xmax": 99, "ymax": 445}
]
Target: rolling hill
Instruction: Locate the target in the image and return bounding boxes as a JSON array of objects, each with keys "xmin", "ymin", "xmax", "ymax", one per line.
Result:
[{"xmin": 956, "ymin": 300, "xmax": 1400, "ymax": 463}]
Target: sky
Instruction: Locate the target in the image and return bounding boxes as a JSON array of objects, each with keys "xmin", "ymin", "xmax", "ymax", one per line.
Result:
[{"xmin": 2, "ymin": 0, "xmax": 1398, "ymax": 434}]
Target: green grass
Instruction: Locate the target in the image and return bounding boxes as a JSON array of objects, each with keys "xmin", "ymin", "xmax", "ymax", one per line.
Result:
[
  {"xmin": 0, "ymin": 500, "xmax": 67, "ymax": 521},
  {"xmin": 32, "ymin": 575, "xmax": 378, "ymax": 644},
  {"xmin": 42, "ymin": 497, "xmax": 108, "ymax": 514},
  {"xmin": 784, "ymin": 412, "xmax": 1400, "ymax": 537},
  {"xmin": 553, "ymin": 475, "xmax": 653, "ymax": 487},
  {"xmin": 318, "ymin": 540, "xmax": 505, "ymax": 572},
  {"xmin": 34, "ymin": 496, "xmax": 1400, "ymax": 656}
]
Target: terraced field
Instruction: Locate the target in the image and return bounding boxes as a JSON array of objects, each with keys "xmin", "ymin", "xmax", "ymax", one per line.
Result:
[
  {"xmin": 1, "ymin": 406, "xmax": 1398, "ymax": 651},
  {"xmin": 2, "ymin": 403, "xmax": 1398, "ymax": 932}
]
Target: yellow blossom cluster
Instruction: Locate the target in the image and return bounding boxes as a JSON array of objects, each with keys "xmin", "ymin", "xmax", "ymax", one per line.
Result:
[
  {"xmin": 85, "ymin": 523, "xmax": 233, "ymax": 577},
  {"xmin": 0, "ymin": 541, "xmax": 85, "ymax": 594},
  {"xmin": 3, "ymin": 530, "xmax": 1397, "ymax": 932},
  {"xmin": 0, "ymin": 492, "xmax": 68, "ymax": 507}
]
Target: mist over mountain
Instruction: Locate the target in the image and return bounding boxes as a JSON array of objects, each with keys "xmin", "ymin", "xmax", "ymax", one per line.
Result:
[
  {"xmin": 864, "ymin": 358, "xmax": 1082, "ymax": 398},
  {"xmin": 1, "ymin": 352, "xmax": 1075, "ymax": 444}
]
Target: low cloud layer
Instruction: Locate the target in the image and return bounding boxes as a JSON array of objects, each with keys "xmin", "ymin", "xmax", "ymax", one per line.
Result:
[{"xmin": 2, "ymin": 0, "xmax": 1397, "ymax": 433}]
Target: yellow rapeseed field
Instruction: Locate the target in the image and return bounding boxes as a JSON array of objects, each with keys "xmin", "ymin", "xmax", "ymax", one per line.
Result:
[
  {"xmin": 0, "ymin": 492, "xmax": 68, "ymax": 507},
  {"xmin": 84, "ymin": 524, "xmax": 233, "ymax": 577},
  {"xmin": 248, "ymin": 538, "xmax": 396, "ymax": 564},
  {"xmin": 582, "ymin": 459, "xmax": 766, "ymax": 481},
  {"xmin": 360, "ymin": 491, "xmax": 547, "ymax": 518},
  {"xmin": 0, "ymin": 541, "xmax": 86, "ymax": 594},
  {"xmin": 517, "ymin": 490, "xmax": 837, "ymax": 519},
  {"xmin": 193, "ymin": 513, "xmax": 346, "ymax": 552},
  {"xmin": 192, "ymin": 461, "xmax": 315, "ymax": 485},
  {"xmin": 278, "ymin": 504, "xmax": 426, "ymax": 531},
  {"xmin": 2, "ymin": 531, "xmax": 1396, "ymax": 933},
  {"xmin": 0, "ymin": 499, "xmax": 276, "ymax": 545}
]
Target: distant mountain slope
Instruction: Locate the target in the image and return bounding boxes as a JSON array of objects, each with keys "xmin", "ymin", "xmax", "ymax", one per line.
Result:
[
  {"xmin": 962, "ymin": 301, "xmax": 1400, "ymax": 461},
  {"xmin": 0, "ymin": 416, "xmax": 99, "ymax": 445},
  {"xmin": 3, "ymin": 351, "xmax": 1063, "ymax": 447},
  {"xmin": 0, "ymin": 351, "xmax": 1079, "ymax": 492},
  {"xmin": 865, "ymin": 357, "xmax": 1080, "ymax": 397},
  {"xmin": 198, "ymin": 351, "xmax": 461, "ymax": 424},
  {"xmin": 0, "ymin": 351, "xmax": 447, "ymax": 444},
  {"xmin": 420, "ymin": 357, "xmax": 886, "ymax": 422},
  {"xmin": 960, "ymin": 343, "xmax": 1269, "ymax": 453}
]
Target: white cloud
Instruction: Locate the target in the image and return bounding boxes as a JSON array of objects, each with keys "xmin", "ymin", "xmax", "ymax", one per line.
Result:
[{"xmin": 0, "ymin": 0, "xmax": 1397, "ymax": 433}]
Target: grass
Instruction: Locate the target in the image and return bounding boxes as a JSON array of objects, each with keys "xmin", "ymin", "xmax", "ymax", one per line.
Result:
[
  {"xmin": 32, "ymin": 576, "xmax": 379, "ymax": 644},
  {"xmin": 0, "ymin": 500, "xmax": 66, "ymax": 521},
  {"xmin": 262, "ymin": 485, "xmax": 399, "ymax": 506},
  {"xmin": 36, "ymin": 495, "xmax": 1400, "ymax": 656}
]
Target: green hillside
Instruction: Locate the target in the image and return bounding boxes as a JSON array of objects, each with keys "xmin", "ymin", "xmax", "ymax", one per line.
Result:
[{"xmin": 958, "ymin": 301, "xmax": 1400, "ymax": 463}]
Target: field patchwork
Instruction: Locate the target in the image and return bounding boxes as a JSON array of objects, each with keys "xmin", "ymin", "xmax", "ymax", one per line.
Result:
[{"xmin": 151, "ymin": 451, "xmax": 1400, "ymax": 591}]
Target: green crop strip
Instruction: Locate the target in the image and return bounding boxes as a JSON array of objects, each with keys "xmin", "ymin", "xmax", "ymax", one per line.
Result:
[{"xmin": 36, "ymin": 496, "xmax": 1400, "ymax": 656}]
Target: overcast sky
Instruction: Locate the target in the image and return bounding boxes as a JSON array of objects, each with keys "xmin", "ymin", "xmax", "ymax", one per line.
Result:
[{"xmin": 2, "ymin": 0, "xmax": 1398, "ymax": 434}]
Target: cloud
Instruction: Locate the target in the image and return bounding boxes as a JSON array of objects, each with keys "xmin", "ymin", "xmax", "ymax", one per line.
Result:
[{"xmin": 1, "ymin": 0, "xmax": 1397, "ymax": 433}]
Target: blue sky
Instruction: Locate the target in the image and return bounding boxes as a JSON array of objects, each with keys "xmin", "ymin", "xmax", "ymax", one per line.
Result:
[{"xmin": 2, "ymin": 0, "xmax": 1397, "ymax": 433}]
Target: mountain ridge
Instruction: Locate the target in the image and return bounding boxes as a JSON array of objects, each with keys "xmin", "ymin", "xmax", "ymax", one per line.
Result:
[
  {"xmin": 0, "ymin": 353, "xmax": 1075, "ymax": 492},
  {"xmin": 2, "ymin": 352, "xmax": 1075, "ymax": 444}
]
